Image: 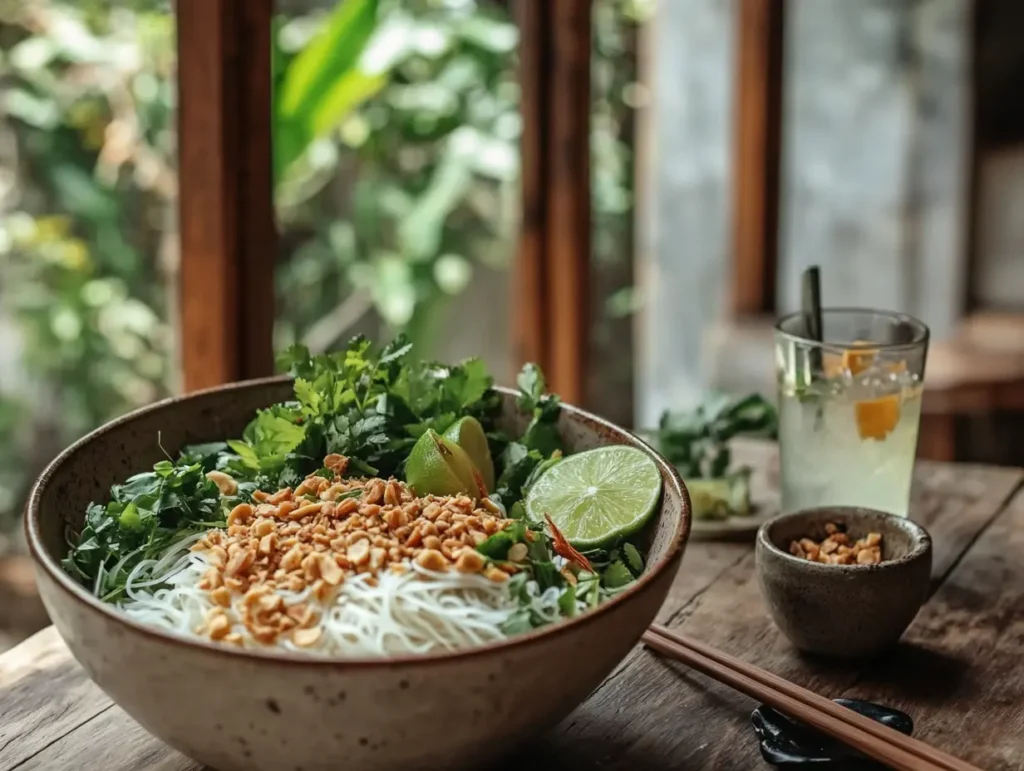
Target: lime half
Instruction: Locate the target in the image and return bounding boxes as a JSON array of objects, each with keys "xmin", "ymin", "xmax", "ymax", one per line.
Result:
[
  {"xmin": 406, "ymin": 429, "xmax": 481, "ymax": 498},
  {"xmin": 525, "ymin": 445, "xmax": 662, "ymax": 549},
  {"xmin": 444, "ymin": 416, "xmax": 495, "ymax": 492}
]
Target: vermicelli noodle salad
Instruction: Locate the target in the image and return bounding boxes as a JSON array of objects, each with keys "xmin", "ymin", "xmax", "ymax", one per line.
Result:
[{"xmin": 63, "ymin": 337, "xmax": 663, "ymax": 656}]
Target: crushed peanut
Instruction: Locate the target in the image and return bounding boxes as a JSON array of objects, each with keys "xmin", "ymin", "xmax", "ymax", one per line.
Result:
[
  {"xmin": 192, "ymin": 458, "xmax": 515, "ymax": 647},
  {"xmin": 788, "ymin": 523, "xmax": 883, "ymax": 565}
]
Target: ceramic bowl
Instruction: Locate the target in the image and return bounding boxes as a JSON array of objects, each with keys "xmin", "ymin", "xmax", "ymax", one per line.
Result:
[
  {"xmin": 756, "ymin": 507, "xmax": 931, "ymax": 658},
  {"xmin": 26, "ymin": 378, "xmax": 691, "ymax": 771}
]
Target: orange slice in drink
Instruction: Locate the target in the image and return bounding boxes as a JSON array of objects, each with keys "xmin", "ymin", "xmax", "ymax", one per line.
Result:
[
  {"xmin": 822, "ymin": 342, "xmax": 877, "ymax": 376},
  {"xmin": 843, "ymin": 346, "xmax": 876, "ymax": 375},
  {"xmin": 855, "ymin": 394, "xmax": 901, "ymax": 441}
]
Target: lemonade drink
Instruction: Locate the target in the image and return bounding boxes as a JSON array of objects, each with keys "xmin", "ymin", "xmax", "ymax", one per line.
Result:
[{"xmin": 775, "ymin": 310, "xmax": 929, "ymax": 518}]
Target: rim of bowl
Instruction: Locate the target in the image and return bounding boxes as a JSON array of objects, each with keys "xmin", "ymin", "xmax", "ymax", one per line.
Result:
[
  {"xmin": 757, "ymin": 507, "xmax": 931, "ymax": 573},
  {"xmin": 26, "ymin": 377, "xmax": 691, "ymax": 669}
]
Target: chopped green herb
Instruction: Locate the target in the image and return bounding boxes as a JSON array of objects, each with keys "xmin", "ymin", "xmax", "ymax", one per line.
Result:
[
  {"xmin": 623, "ymin": 542, "xmax": 644, "ymax": 575},
  {"xmin": 558, "ymin": 584, "xmax": 577, "ymax": 617},
  {"xmin": 476, "ymin": 520, "xmax": 526, "ymax": 560},
  {"xmin": 62, "ymin": 458, "xmax": 224, "ymax": 600},
  {"xmin": 648, "ymin": 393, "xmax": 777, "ymax": 479},
  {"xmin": 602, "ymin": 560, "xmax": 634, "ymax": 589}
]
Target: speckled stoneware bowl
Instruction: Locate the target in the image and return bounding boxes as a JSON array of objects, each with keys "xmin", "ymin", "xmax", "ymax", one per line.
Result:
[
  {"xmin": 26, "ymin": 379, "xmax": 690, "ymax": 771},
  {"xmin": 756, "ymin": 507, "xmax": 931, "ymax": 658}
]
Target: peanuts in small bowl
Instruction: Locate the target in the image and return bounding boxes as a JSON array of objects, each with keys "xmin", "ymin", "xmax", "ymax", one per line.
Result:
[
  {"xmin": 757, "ymin": 507, "xmax": 932, "ymax": 657},
  {"xmin": 788, "ymin": 522, "xmax": 883, "ymax": 565}
]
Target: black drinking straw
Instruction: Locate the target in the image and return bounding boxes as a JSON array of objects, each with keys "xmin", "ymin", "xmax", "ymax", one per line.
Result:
[{"xmin": 801, "ymin": 265, "xmax": 823, "ymax": 376}]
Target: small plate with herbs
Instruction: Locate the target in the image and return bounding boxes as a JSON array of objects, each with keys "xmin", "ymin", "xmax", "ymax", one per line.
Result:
[{"xmin": 646, "ymin": 393, "xmax": 778, "ymax": 541}]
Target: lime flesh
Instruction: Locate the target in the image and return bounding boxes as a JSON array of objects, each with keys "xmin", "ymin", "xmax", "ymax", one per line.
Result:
[
  {"xmin": 525, "ymin": 445, "xmax": 662, "ymax": 549},
  {"xmin": 406, "ymin": 429, "xmax": 481, "ymax": 498},
  {"xmin": 444, "ymin": 416, "xmax": 495, "ymax": 492}
]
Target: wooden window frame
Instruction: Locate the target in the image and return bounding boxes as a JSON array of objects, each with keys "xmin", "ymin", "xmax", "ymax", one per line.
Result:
[
  {"xmin": 731, "ymin": 0, "xmax": 785, "ymax": 318},
  {"xmin": 177, "ymin": 0, "xmax": 592, "ymax": 403},
  {"xmin": 516, "ymin": 0, "xmax": 592, "ymax": 406},
  {"xmin": 178, "ymin": 0, "xmax": 276, "ymax": 392}
]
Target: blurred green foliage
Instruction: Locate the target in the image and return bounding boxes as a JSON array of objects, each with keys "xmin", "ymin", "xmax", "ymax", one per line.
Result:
[
  {"xmin": 273, "ymin": 0, "xmax": 524, "ymax": 354},
  {"xmin": 0, "ymin": 0, "xmax": 640, "ymax": 534}
]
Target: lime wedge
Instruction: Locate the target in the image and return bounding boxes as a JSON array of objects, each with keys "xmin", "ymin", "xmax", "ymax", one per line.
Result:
[
  {"xmin": 525, "ymin": 445, "xmax": 662, "ymax": 549},
  {"xmin": 406, "ymin": 429, "xmax": 481, "ymax": 498},
  {"xmin": 444, "ymin": 416, "xmax": 495, "ymax": 492}
]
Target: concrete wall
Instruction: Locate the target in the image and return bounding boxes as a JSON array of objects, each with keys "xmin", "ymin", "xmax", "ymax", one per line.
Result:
[
  {"xmin": 636, "ymin": 0, "xmax": 735, "ymax": 427},
  {"xmin": 637, "ymin": 0, "xmax": 971, "ymax": 424},
  {"xmin": 777, "ymin": 0, "xmax": 969, "ymax": 335}
]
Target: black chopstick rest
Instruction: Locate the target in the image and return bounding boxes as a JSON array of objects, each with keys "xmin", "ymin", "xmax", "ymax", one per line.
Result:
[{"xmin": 751, "ymin": 698, "xmax": 914, "ymax": 768}]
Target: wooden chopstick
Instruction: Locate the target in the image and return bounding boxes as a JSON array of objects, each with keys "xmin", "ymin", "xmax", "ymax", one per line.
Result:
[{"xmin": 643, "ymin": 624, "xmax": 981, "ymax": 771}]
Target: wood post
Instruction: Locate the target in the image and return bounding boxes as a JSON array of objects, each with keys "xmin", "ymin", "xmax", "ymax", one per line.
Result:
[
  {"xmin": 177, "ymin": 0, "xmax": 276, "ymax": 391},
  {"xmin": 731, "ymin": 0, "xmax": 785, "ymax": 316},
  {"xmin": 516, "ymin": 0, "xmax": 591, "ymax": 405}
]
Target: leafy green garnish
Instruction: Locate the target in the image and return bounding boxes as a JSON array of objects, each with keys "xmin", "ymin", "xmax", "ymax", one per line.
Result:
[
  {"xmin": 623, "ymin": 542, "xmax": 644, "ymax": 575},
  {"xmin": 649, "ymin": 393, "xmax": 777, "ymax": 479},
  {"xmin": 489, "ymin": 367, "xmax": 565, "ymax": 506},
  {"xmin": 515, "ymin": 363, "xmax": 563, "ymax": 458},
  {"xmin": 225, "ymin": 404, "xmax": 306, "ymax": 479},
  {"xmin": 272, "ymin": 335, "xmax": 502, "ymax": 482},
  {"xmin": 476, "ymin": 520, "xmax": 526, "ymax": 560},
  {"xmin": 177, "ymin": 442, "xmax": 230, "ymax": 471},
  {"xmin": 576, "ymin": 570, "xmax": 602, "ymax": 610},
  {"xmin": 602, "ymin": 560, "xmax": 634, "ymax": 589},
  {"xmin": 492, "ymin": 443, "xmax": 543, "ymax": 505},
  {"xmin": 557, "ymin": 584, "xmax": 577, "ymax": 617},
  {"xmin": 62, "ymin": 458, "xmax": 225, "ymax": 600}
]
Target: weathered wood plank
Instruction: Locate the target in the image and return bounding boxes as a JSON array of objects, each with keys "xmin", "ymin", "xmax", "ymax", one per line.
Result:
[
  {"xmin": 841, "ymin": 487, "xmax": 1024, "ymax": 769},
  {"xmin": 14, "ymin": 705, "xmax": 196, "ymax": 771},
  {"xmin": 0, "ymin": 627, "xmax": 112, "ymax": 770},
  {"xmin": 525, "ymin": 459, "xmax": 1023, "ymax": 770}
]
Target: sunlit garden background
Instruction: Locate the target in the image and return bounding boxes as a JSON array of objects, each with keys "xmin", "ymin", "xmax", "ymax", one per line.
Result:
[{"xmin": 0, "ymin": 0, "xmax": 645, "ymax": 568}]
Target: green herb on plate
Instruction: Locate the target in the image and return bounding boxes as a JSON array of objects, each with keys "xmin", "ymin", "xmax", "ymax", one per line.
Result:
[{"xmin": 648, "ymin": 393, "xmax": 777, "ymax": 521}]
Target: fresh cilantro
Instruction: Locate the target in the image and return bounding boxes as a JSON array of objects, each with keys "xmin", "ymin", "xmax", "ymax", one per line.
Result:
[
  {"xmin": 623, "ymin": 542, "xmax": 644, "ymax": 575},
  {"xmin": 62, "ymin": 459, "xmax": 225, "ymax": 600},
  {"xmin": 274, "ymin": 335, "xmax": 501, "ymax": 482},
  {"xmin": 177, "ymin": 442, "xmax": 230, "ymax": 471},
  {"xmin": 492, "ymin": 443, "xmax": 541, "ymax": 505},
  {"xmin": 515, "ymin": 363, "xmax": 563, "ymax": 457},
  {"xmin": 649, "ymin": 393, "xmax": 777, "ymax": 479},
  {"xmin": 602, "ymin": 560, "xmax": 634, "ymax": 589}
]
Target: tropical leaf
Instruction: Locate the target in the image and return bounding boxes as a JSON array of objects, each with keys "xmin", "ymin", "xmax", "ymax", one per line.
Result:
[{"xmin": 275, "ymin": 0, "xmax": 384, "ymax": 180}]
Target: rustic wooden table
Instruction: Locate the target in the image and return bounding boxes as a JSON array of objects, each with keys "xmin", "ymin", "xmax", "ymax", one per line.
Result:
[{"xmin": 2, "ymin": 442, "xmax": 1023, "ymax": 771}]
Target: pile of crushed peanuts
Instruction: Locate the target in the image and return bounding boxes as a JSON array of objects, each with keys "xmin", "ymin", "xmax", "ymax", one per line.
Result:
[
  {"xmin": 193, "ymin": 454, "xmax": 519, "ymax": 647},
  {"xmin": 788, "ymin": 522, "xmax": 883, "ymax": 566}
]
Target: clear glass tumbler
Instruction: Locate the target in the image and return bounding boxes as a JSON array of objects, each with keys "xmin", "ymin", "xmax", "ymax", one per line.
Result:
[{"xmin": 775, "ymin": 308, "xmax": 929, "ymax": 517}]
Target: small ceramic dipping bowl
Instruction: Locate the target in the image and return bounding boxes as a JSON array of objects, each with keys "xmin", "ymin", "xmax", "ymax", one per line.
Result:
[{"xmin": 756, "ymin": 507, "xmax": 932, "ymax": 658}]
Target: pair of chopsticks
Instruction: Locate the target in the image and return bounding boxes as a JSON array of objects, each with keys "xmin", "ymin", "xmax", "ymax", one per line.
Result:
[{"xmin": 642, "ymin": 624, "xmax": 981, "ymax": 771}]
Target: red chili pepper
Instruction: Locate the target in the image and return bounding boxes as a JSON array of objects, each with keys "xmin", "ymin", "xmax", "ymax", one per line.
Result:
[
  {"xmin": 544, "ymin": 513, "xmax": 593, "ymax": 573},
  {"xmin": 471, "ymin": 467, "xmax": 488, "ymax": 500}
]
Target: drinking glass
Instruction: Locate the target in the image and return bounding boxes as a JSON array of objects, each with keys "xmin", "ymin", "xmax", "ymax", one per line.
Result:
[{"xmin": 775, "ymin": 308, "xmax": 929, "ymax": 517}]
